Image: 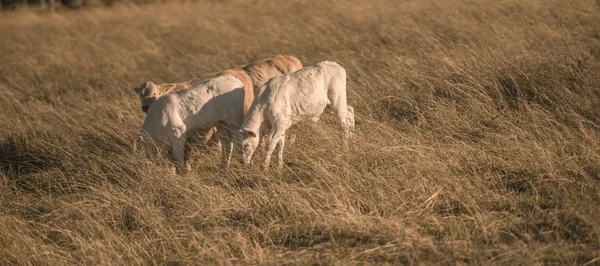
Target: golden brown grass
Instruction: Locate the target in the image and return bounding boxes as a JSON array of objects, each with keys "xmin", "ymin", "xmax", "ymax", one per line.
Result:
[{"xmin": 1, "ymin": 0, "xmax": 600, "ymax": 264}]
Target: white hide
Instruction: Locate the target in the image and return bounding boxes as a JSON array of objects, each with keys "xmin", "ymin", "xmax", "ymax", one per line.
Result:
[
  {"xmin": 139, "ymin": 75, "xmax": 246, "ymax": 174},
  {"xmin": 236, "ymin": 61, "xmax": 355, "ymax": 169}
]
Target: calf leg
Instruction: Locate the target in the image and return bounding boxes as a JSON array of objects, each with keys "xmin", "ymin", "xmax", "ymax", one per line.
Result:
[
  {"xmin": 329, "ymin": 91, "xmax": 354, "ymax": 146},
  {"xmin": 287, "ymin": 132, "xmax": 297, "ymax": 144},
  {"xmin": 171, "ymin": 139, "xmax": 188, "ymax": 175},
  {"xmin": 213, "ymin": 127, "xmax": 223, "ymax": 153},
  {"xmin": 203, "ymin": 126, "xmax": 222, "ymax": 153},
  {"xmin": 184, "ymin": 141, "xmax": 193, "ymax": 172},
  {"xmin": 203, "ymin": 127, "xmax": 215, "ymax": 144},
  {"xmin": 263, "ymin": 125, "xmax": 288, "ymax": 170},
  {"xmin": 216, "ymin": 122, "xmax": 233, "ymax": 168},
  {"xmin": 346, "ymin": 106, "xmax": 355, "ymax": 139},
  {"xmin": 276, "ymin": 137, "xmax": 285, "ymax": 171},
  {"xmin": 220, "ymin": 140, "xmax": 233, "ymax": 169},
  {"xmin": 332, "ymin": 104, "xmax": 351, "ymax": 147}
]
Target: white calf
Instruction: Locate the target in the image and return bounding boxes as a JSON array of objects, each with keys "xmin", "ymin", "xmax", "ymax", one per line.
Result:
[
  {"xmin": 138, "ymin": 75, "xmax": 249, "ymax": 174},
  {"xmin": 236, "ymin": 61, "xmax": 355, "ymax": 169}
]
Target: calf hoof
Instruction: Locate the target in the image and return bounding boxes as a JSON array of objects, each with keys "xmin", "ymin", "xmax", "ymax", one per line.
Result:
[
  {"xmin": 219, "ymin": 161, "xmax": 230, "ymax": 170},
  {"xmin": 175, "ymin": 164, "xmax": 191, "ymax": 175},
  {"xmin": 261, "ymin": 164, "xmax": 269, "ymax": 171},
  {"xmin": 288, "ymin": 133, "xmax": 297, "ymax": 144}
]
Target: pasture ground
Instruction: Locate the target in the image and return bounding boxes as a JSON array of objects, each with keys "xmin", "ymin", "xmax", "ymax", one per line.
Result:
[{"xmin": 1, "ymin": 0, "xmax": 600, "ymax": 264}]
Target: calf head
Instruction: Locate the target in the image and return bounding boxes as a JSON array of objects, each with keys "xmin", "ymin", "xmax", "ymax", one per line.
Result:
[
  {"xmin": 133, "ymin": 130, "xmax": 167, "ymax": 160},
  {"xmin": 235, "ymin": 129, "xmax": 259, "ymax": 165},
  {"xmin": 133, "ymin": 81, "xmax": 169, "ymax": 113}
]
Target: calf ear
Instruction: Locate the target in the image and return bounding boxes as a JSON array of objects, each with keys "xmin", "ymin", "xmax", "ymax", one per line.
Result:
[
  {"xmin": 162, "ymin": 84, "xmax": 177, "ymax": 94},
  {"xmin": 245, "ymin": 130, "xmax": 257, "ymax": 138}
]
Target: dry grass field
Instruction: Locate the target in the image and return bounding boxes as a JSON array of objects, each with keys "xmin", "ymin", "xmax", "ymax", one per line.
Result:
[{"xmin": 1, "ymin": 0, "xmax": 600, "ymax": 264}]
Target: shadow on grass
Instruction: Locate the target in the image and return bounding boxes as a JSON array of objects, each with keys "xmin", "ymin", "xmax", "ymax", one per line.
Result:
[
  {"xmin": 0, "ymin": 133, "xmax": 64, "ymax": 193},
  {"xmin": 0, "ymin": 134, "xmax": 61, "ymax": 177}
]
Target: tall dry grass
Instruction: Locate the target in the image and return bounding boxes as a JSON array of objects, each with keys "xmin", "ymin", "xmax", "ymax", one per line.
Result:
[{"xmin": 1, "ymin": 0, "xmax": 600, "ymax": 264}]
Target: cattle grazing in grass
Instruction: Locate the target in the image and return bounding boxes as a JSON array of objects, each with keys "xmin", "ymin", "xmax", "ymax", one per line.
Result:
[
  {"xmin": 235, "ymin": 61, "xmax": 355, "ymax": 170},
  {"xmin": 132, "ymin": 55, "xmax": 302, "ymax": 148}
]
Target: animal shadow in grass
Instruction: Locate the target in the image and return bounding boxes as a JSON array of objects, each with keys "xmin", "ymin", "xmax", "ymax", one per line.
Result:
[
  {"xmin": 231, "ymin": 173, "xmax": 261, "ymax": 189},
  {"xmin": 499, "ymin": 206, "xmax": 598, "ymax": 246},
  {"xmin": 205, "ymin": 160, "xmax": 317, "ymax": 189},
  {"xmin": 491, "ymin": 167, "xmax": 538, "ymax": 194},
  {"xmin": 281, "ymin": 160, "xmax": 317, "ymax": 185},
  {"xmin": 0, "ymin": 134, "xmax": 63, "ymax": 193},
  {"xmin": 267, "ymin": 224, "xmax": 398, "ymax": 252},
  {"xmin": 376, "ymin": 96, "xmax": 420, "ymax": 125},
  {"xmin": 239, "ymin": 154, "xmax": 318, "ymax": 187},
  {"xmin": 186, "ymin": 145, "xmax": 225, "ymax": 174}
]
